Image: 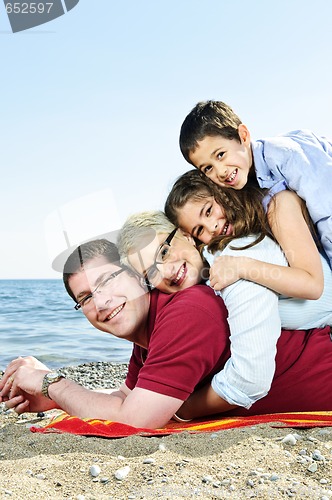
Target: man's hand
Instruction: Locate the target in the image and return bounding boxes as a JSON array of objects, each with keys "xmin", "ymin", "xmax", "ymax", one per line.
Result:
[
  {"xmin": 209, "ymin": 255, "xmax": 245, "ymax": 290},
  {"xmin": 0, "ymin": 356, "xmax": 57, "ymax": 414},
  {"xmin": 0, "ymin": 358, "xmax": 183, "ymax": 428}
]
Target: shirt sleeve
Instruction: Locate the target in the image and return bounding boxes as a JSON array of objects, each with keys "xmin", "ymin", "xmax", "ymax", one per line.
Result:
[
  {"xmin": 131, "ymin": 287, "xmax": 230, "ymax": 401},
  {"xmin": 204, "ymin": 237, "xmax": 283, "ymax": 408},
  {"xmin": 125, "ymin": 345, "xmax": 143, "ymax": 391},
  {"xmin": 256, "ymin": 130, "xmax": 332, "ymax": 268}
]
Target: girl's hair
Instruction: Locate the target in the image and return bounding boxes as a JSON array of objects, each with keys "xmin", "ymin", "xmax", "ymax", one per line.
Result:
[{"xmin": 164, "ymin": 170, "xmax": 272, "ymax": 253}]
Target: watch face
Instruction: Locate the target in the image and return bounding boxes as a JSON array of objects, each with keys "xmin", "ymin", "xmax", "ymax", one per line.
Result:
[{"xmin": 47, "ymin": 372, "xmax": 61, "ymax": 382}]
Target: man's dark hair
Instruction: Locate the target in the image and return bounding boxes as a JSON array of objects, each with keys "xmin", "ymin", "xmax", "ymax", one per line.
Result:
[
  {"xmin": 63, "ymin": 239, "xmax": 120, "ymax": 301},
  {"xmin": 179, "ymin": 100, "xmax": 242, "ymax": 163}
]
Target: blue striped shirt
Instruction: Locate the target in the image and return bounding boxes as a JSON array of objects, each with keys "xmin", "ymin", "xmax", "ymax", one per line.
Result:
[{"xmin": 252, "ymin": 130, "xmax": 332, "ymax": 267}]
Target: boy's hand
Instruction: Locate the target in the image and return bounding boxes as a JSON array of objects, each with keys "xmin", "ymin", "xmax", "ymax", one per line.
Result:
[{"xmin": 209, "ymin": 255, "xmax": 244, "ymax": 290}]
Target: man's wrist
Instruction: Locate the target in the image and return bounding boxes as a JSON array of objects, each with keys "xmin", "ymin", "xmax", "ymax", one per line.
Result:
[{"xmin": 41, "ymin": 371, "xmax": 64, "ymax": 399}]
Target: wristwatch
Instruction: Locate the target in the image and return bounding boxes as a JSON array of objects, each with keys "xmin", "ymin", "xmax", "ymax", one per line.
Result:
[{"xmin": 41, "ymin": 371, "xmax": 64, "ymax": 399}]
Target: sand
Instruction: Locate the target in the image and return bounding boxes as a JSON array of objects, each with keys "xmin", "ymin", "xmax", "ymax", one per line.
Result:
[
  {"xmin": 1, "ymin": 408, "xmax": 332, "ymax": 499},
  {"xmin": 1, "ymin": 362, "xmax": 332, "ymax": 499}
]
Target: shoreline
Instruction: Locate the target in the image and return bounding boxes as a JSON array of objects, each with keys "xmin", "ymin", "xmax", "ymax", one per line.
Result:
[{"xmin": 1, "ymin": 362, "xmax": 332, "ymax": 499}]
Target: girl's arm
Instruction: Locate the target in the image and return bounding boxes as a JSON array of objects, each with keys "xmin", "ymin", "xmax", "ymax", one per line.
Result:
[
  {"xmin": 176, "ymin": 383, "xmax": 236, "ymax": 420},
  {"xmin": 210, "ymin": 190, "xmax": 323, "ymax": 300}
]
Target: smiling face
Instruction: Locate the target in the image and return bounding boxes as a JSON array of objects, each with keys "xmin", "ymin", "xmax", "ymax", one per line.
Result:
[
  {"xmin": 176, "ymin": 196, "xmax": 234, "ymax": 244},
  {"xmin": 127, "ymin": 229, "xmax": 205, "ymax": 294},
  {"xmin": 189, "ymin": 125, "xmax": 253, "ymax": 190},
  {"xmin": 69, "ymin": 255, "xmax": 149, "ymax": 344}
]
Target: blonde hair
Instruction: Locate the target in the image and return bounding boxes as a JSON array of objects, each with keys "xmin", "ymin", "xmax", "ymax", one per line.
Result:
[{"xmin": 117, "ymin": 210, "xmax": 175, "ymax": 264}]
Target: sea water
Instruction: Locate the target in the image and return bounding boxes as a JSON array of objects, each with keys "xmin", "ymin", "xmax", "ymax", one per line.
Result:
[{"xmin": 0, "ymin": 280, "xmax": 132, "ymax": 370}]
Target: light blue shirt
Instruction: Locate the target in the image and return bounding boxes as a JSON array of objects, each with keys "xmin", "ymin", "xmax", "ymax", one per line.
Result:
[
  {"xmin": 251, "ymin": 130, "xmax": 332, "ymax": 268},
  {"xmin": 203, "ymin": 235, "xmax": 332, "ymax": 409}
]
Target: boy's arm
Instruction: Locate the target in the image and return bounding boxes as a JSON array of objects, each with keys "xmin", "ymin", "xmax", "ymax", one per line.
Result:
[{"xmin": 210, "ymin": 191, "xmax": 324, "ymax": 300}]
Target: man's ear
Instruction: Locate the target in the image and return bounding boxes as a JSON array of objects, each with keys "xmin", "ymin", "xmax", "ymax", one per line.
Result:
[
  {"xmin": 179, "ymin": 230, "xmax": 196, "ymax": 246},
  {"xmin": 238, "ymin": 123, "xmax": 251, "ymax": 145}
]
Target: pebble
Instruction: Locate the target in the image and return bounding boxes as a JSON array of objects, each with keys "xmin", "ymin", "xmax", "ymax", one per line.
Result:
[
  {"xmin": 202, "ymin": 475, "xmax": 213, "ymax": 483},
  {"xmin": 308, "ymin": 462, "xmax": 318, "ymax": 472},
  {"xmin": 143, "ymin": 458, "xmax": 156, "ymax": 464},
  {"xmin": 57, "ymin": 362, "xmax": 129, "ymax": 390},
  {"xmin": 312, "ymin": 450, "xmax": 325, "ymax": 461},
  {"xmin": 282, "ymin": 434, "xmax": 297, "ymax": 445},
  {"xmin": 89, "ymin": 465, "xmax": 101, "ymax": 477},
  {"xmin": 221, "ymin": 479, "xmax": 231, "ymax": 485},
  {"xmin": 99, "ymin": 476, "xmax": 109, "ymax": 483},
  {"xmin": 114, "ymin": 465, "xmax": 130, "ymax": 480},
  {"xmin": 248, "ymin": 470, "xmax": 259, "ymax": 476},
  {"xmin": 35, "ymin": 474, "xmax": 46, "ymax": 480}
]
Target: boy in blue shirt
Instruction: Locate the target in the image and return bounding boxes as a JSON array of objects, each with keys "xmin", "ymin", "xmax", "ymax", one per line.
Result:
[{"xmin": 179, "ymin": 100, "xmax": 332, "ymax": 270}]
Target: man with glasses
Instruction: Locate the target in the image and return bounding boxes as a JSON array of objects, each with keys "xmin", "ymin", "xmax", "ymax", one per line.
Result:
[
  {"xmin": 2, "ymin": 234, "xmax": 332, "ymax": 426},
  {"xmin": 0, "ymin": 238, "xmax": 233, "ymax": 428}
]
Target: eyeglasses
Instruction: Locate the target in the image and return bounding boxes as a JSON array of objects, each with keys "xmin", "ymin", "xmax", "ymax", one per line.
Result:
[
  {"xmin": 74, "ymin": 268, "xmax": 126, "ymax": 311},
  {"xmin": 143, "ymin": 228, "xmax": 178, "ymax": 284}
]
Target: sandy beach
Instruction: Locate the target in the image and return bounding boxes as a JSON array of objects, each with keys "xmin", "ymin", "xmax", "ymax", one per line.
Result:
[{"xmin": 1, "ymin": 363, "xmax": 332, "ymax": 499}]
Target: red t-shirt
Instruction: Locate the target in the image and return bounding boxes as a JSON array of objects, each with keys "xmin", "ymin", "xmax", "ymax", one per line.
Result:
[
  {"xmin": 125, "ymin": 285, "xmax": 231, "ymax": 400},
  {"xmin": 230, "ymin": 326, "xmax": 332, "ymax": 415},
  {"xmin": 126, "ymin": 286, "xmax": 332, "ymax": 412}
]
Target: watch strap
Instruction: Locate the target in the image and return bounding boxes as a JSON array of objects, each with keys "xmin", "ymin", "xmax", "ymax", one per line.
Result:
[{"xmin": 41, "ymin": 371, "xmax": 64, "ymax": 399}]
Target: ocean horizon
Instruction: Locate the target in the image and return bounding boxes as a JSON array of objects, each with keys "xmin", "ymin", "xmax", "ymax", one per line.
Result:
[{"xmin": 0, "ymin": 279, "xmax": 132, "ymax": 371}]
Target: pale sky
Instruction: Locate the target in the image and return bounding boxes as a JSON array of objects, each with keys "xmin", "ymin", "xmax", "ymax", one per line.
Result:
[{"xmin": 1, "ymin": 0, "xmax": 332, "ymax": 278}]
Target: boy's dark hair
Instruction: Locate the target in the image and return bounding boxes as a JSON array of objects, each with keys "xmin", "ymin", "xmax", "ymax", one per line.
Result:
[
  {"xmin": 63, "ymin": 239, "xmax": 121, "ymax": 301},
  {"xmin": 179, "ymin": 100, "xmax": 242, "ymax": 163}
]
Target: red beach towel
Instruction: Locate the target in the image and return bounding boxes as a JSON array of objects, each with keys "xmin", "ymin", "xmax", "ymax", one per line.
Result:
[{"xmin": 30, "ymin": 411, "xmax": 332, "ymax": 438}]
